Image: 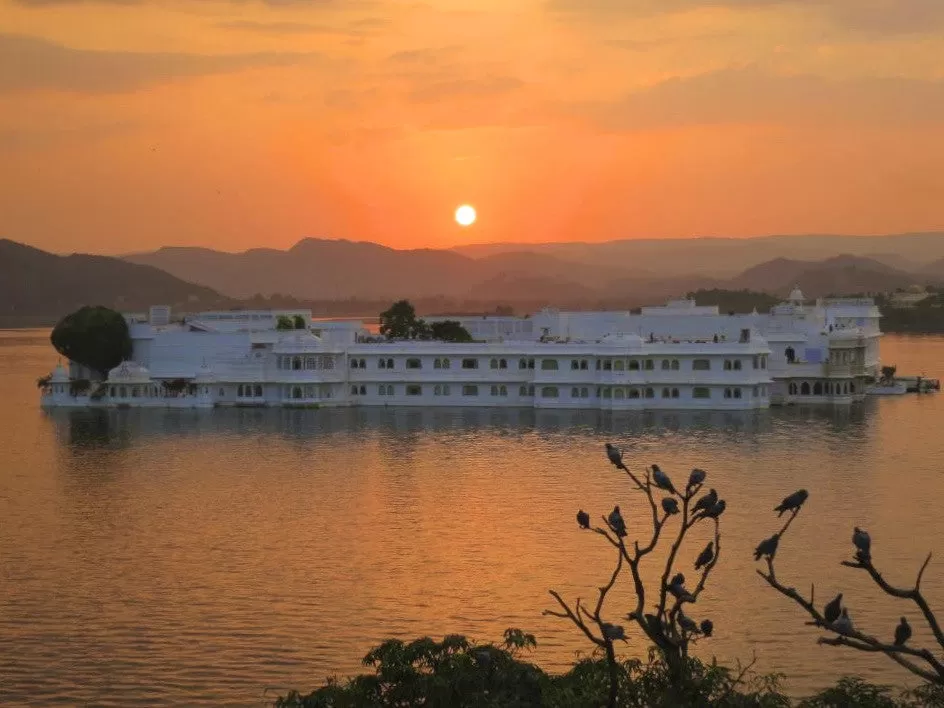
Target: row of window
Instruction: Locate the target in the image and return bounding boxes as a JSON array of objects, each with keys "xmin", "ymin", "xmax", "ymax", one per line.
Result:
[
  {"xmin": 277, "ymin": 355, "xmax": 335, "ymax": 371},
  {"xmin": 788, "ymin": 381, "xmax": 857, "ymax": 396},
  {"xmin": 349, "ymin": 355, "xmax": 768, "ymax": 372},
  {"xmin": 237, "ymin": 384, "xmax": 264, "ymax": 398},
  {"xmin": 345, "ymin": 384, "xmax": 768, "ymax": 399}
]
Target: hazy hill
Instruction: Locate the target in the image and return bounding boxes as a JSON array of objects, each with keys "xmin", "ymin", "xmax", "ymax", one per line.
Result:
[
  {"xmin": 0, "ymin": 239, "xmax": 222, "ymax": 323},
  {"xmin": 728, "ymin": 254, "xmax": 917, "ymax": 296},
  {"xmin": 451, "ymin": 232, "xmax": 944, "ymax": 278}
]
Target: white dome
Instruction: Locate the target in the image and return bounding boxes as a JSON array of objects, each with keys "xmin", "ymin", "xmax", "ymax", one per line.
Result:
[
  {"xmin": 50, "ymin": 362, "xmax": 70, "ymax": 382},
  {"xmin": 788, "ymin": 285, "xmax": 805, "ymax": 302},
  {"xmin": 107, "ymin": 361, "xmax": 152, "ymax": 384}
]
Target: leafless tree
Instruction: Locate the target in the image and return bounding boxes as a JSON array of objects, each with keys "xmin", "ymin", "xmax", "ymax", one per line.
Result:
[
  {"xmin": 544, "ymin": 448, "xmax": 725, "ymax": 707},
  {"xmin": 756, "ymin": 492, "xmax": 944, "ymax": 686}
]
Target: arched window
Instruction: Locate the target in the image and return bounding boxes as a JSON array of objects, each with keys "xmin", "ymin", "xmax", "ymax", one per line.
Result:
[
  {"xmin": 442, "ymin": 358, "xmax": 451, "ymax": 369},
  {"xmin": 519, "ymin": 385, "xmax": 527, "ymax": 396},
  {"xmin": 434, "ymin": 385, "xmax": 442, "ymax": 395},
  {"xmin": 671, "ymin": 360, "xmax": 680, "ymax": 370},
  {"xmin": 386, "ymin": 358, "xmax": 395, "ymax": 369},
  {"xmin": 580, "ymin": 360, "xmax": 588, "ymax": 370},
  {"xmin": 306, "ymin": 356, "xmax": 317, "ymax": 370},
  {"xmin": 801, "ymin": 382, "xmax": 810, "ymax": 395},
  {"xmin": 292, "ymin": 356, "xmax": 302, "ymax": 370},
  {"xmin": 500, "ymin": 359, "xmax": 507, "ymax": 369},
  {"xmin": 292, "ymin": 386, "xmax": 303, "ymax": 399},
  {"xmin": 581, "ymin": 387, "xmax": 588, "ymax": 397},
  {"xmin": 789, "ymin": 383, "xmax": 797, "ymax": 395},
  {"xmin": 629, "ymin": 388, "xmax": 640, "ymax": 399},
  {"xmin": 491, "ymin": 385, "xmax": 499, "ymax": 396},
  {"xmin": 813, "ymin": 381, "xmax": 823, "ymax": 395},
  {"xmin": 603, "ymin": 360, "xmax": 612, "ymax": 371},
  {"xmin": 351, "ymin": 385, "xmax": 358, "ymax": 395},
  {"xmin": 500, "ymin": 385, "xmax": 507, "ymax": 396},
  {"xmin": 645, "ymin": 387, "xmax": 654, "ymax": 399},
  {"xmin": 671, "ymin": 388, "xmax": 679, "ymax": 398},
  {"xmin": 379, "ymin": 359, "xmax": 386, "ymax": 369},
  {"xmin": 734, "ymin": 388, "xmax": 742, "ymax": 399},
  {"xmin": 350, "ymin": 358, "xmax": 359, "ymax": 369},
  {"xmin": 724, "ymin": 360, "xmax": 732, "ymax": 371},
  {"xmin": 571, "ymin": 360, "xmax": 580, "ymax": 370},
  {"xmin": 434, "ymin": 358, "xmax": 442, "ymax": 369},
  {"xmin": 541, "ymin": 386, "xmax": 559, "ymax": 398},
  {"xmin": 850, "ymin": 382, "xmax": 856, "ymax": 393},
  {"xmin": 662, "ymin": 387, "xmax": 670, "ymax": 398},
  {"xmin": 359, "ymin": 359, "xmax": 365, "ymax": 369},
  {"xmin": 615, "ymin": 388, "xmax": 625, "ymax": 399},
  {"xmin": 602, "ymin": 387, "xmax": 612, "ymax": 399},
  {"xmin": 785, "ymin": 347, "xmax": 795, "ymax": 364},
  {"xmin": 519, "ymin": 358, "xmax": 528, "ymax": 370},
  {"xmin": 662, "ymin": 359, "xmax": 670, "ymax": 370},
  {"xmin": 238, "ymin": 385, "xmax": 244, "ymax": 397},
  {"xmin": 734, "ymin": 360, "xmax": 742, "ymax": 370},
  {"xmin": 406, "ymin": 358, "xmax": 422, "ymax": 369},
  {"xmin": 541, "ymin": 359, "xmax": 559, "ymax": 370},
  {"xmin": 571, "ymin": 387, "xmax": 579, "ymax": 397},
  {"xmin": 724, "ymin": 388, "xmax": 732, "ymax": 399},
  {"xmin": 359, "ymin": 385, "xmax": 366, "ymax": 395},
  {"xmin": 625, "ymin": 360, "xmax": 636, "ymax": 371},
  {"xmin": 491, "ymin": 358, "xmax": 499, "ymax": 369},
  {"xmin": 379, "ymin": 384, "xmax": 386, "ymax": 395},
  {"xmin": 615, "ymin": 360, "xmax": 626, "ymax": 371},
  {"xmin": 645, "ymin": 360, "xmax": 654, "ymax": 370},
  {"xmin": 254, "ymin": 385, "xmax": 263, "ymax": 397}
]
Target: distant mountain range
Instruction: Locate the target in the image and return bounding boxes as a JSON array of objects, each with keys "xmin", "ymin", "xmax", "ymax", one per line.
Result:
[
  {"xmin": 0, "ymin": 239, "xmax": 223, "ymax": 324},
  {"xmin": 123, "ymin": 234, "xmax": 944, "ymax": 303},
  {"xmin": 3, "ymin": 233, "xmax": 942, "ymax": 327}
]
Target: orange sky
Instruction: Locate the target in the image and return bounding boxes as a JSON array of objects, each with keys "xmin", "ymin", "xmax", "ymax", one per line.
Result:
[{"xmin": 1, "ymin": 0, "xmax": 943, "ymax": 254}]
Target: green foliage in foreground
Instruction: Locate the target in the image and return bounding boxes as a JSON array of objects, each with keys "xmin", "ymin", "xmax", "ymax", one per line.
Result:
[{"xmin": 272, "ymin": 629, "xmax": 944, "ymax": 708}]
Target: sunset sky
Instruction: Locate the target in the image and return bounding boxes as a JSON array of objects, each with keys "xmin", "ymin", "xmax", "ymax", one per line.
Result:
[{"xmin": 2, "ymin": 0, "xmax": 943, "ymax": 255}]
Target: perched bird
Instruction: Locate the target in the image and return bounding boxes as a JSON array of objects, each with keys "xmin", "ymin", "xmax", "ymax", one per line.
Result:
[
  {"xmin": 701, "ymin": 499, "xmax": 727, "ymax": 520},
  {"xmin": 577, "ymin": 509, "xmax": 591, "ymax": 529},
  {"xmin": 853, "ymin": 527, "xmax": 872, "ymax": 562},
  {"xmin": 824, "ymin": 593, "xmax": 843, "ymax": 624},
  {"xmin": 669, "ymin": 572, "xmax": 686, "ymax": 590},
  {"xmin": 753, "ymin": 533, "xmax": 779, "ymax": 561},
  {"xmin": 774, "ymin": 489, "xmax": 809, "ymax": 517},
  {"xmin": 834, "ymin": 608, "xmax": 854, "ymax": 635},
  {"xmin": 601, "ymin": 623, "xmax": 626, "ymax": 641},
  {"xmin": 695, "ymin": 542, "xmax": 715, "ymax": 570},
  {"xmin": 662, "ymin": 497, "xmax": 680, "ymax": 515},
  {"xmin": 699, "ymin": 619, "xmax": 714, "ymax": 637},
  {"xmin": 605, "ymin": 443, "xmax": 627, "ymax": 470},
  {"xmin": 652, "ymin": 464, "xmax": 677, "ymax": 494},
  {"xmin": 688, "ymin": 468, "xmax": 707, "ymax": 490},
  {"xmin": 894, "ymin": 617, "xmax": 912, "ymax": 646},
  {"xmin": 668, "ymin": 574, "xmax": 695, "ymax": 602},
  {"xmin": 608, "ymin": 506, "xmax": 627, "ymax": 537},
  {"xmin": 678, "ymin": 613, "xmax": 697, "ymax": 633},
  {"xmin": 692, "ymin": 489, "xmax": 718, "ymax": 516}
]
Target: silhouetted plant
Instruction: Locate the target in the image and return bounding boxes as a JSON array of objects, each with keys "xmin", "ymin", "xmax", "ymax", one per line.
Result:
[
  {"xmin": 756, "ymin": 490, "xmax": 944, "ymax": 687},
  {"xmin": 544, "ymin": 445, "xmax": 728, "ymax": 707}
]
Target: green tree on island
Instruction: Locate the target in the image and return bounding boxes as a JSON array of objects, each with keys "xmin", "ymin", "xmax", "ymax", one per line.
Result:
[
  {"xmin": 50, "ymin": 305, "xmax": 133, "ymax": 377},
  {"xmin": 380, "ymin": 300, "xmax": 473, "ymax": 342}
]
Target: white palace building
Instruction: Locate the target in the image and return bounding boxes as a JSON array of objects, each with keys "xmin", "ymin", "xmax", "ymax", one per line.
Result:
[{"xmin": 39, "ymin": 289, "xmax": 882, "ymax": 411}]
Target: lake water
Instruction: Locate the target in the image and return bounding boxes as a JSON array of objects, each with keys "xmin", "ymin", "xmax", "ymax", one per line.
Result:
[{"xmin": 2, "ymin": 330, "xmax": 943, "ymax": 706}]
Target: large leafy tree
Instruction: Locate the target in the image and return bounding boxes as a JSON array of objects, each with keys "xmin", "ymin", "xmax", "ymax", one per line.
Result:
[
  {"xmin": 380, "ymin": 300, "xmax": 422, "ymax": 340},
  {"xmin": 429, "ymin": 320, "xmax": 473, "ymax": 343},
  {"xmin": 50, "ymin": 305, "xmax": 133, "ymax": 377}
]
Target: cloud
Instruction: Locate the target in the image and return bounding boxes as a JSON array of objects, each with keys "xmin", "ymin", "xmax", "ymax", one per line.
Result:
[
  {"xmin": 575, "ymin": 66, "xmax": 944, "ymax": 131},
  {"xmin": 214, "ymin": 20, "xmax": 339, "ymax": 34},
  {"xmin": 0, "ymin": 33, "xmax": 321, "ymax": 93},
  {"xmin": 408, "ymin": 75, "xmax": 525, "ymax": 103},
  {"xmin": 14, "ymin": 0, "xmax": 344, "ymax": 5},
  {"xmin": 546, "ymin": 0, "xmax": 944, "ymax": 34}
]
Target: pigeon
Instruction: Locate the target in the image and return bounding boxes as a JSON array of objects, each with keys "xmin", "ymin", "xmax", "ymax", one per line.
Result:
[
  {"xmin": 662, "ymin": 497, "xmax": 680, "ymax": 515},
  {"xmin": 753, "ymin": 534, "xmax": 779, "ymax": 561},
  {"xmin": 834, "ymin": 608, "xmax": 854, "ymax": 635},
  {"xmin": 605, "ymin": 443, "xmax": 627, "ymax": 470},
  {"xmin": 652, "ymin": 464, "xmax": 677, "ymax": 494},
  {"xmin": 608, "ymin": 506, "xmax": 627, "ymax": 537},
  {"xmin": 668, "ymin": 574, "xmax": 695, "ymax": 602},
  {"xmin": 577, "ymin": 509, "xmax": 591, "ymax": 529},
  {"xmin": 678, "ymin": 613, "xmax": 697, "ymax": 633},
  {"xmin": 687, "ymin": 468, "xmax": 707, "ymax": 490},
  {"xmin": 774, "ymin": 489, "xmax": 809, "ymax": 517},
  {"xmin": 694, "ymin": 542, "xmax": 714, "ymax": 570},
  {"xmin": 853, "ymin": 527, "xmax": 871, "ymax": 562},
  {"xmin": 701, "ymin": 499, "xmax": 726, "ymax": 520},
  {"xmin": 699, "ymin": 619, "xmax": 714, "ymax": 637},
  {"xmin": 692, "ymin": 489, "xmax": 718, "ymax": 516},
  {"xmin": 894, "ymin": 617, "xmax": 912, "ymax": 646},
  {"xmin": 669, "ymin": 572, "xmax": 686, "ymax": 590},
  {"xmin": 824, "ymin": 593, "xmax": 843, "ymax": 624},
  {"xmin": 601, "ymin": 623, "xmax": 626, "ymax": 641}
]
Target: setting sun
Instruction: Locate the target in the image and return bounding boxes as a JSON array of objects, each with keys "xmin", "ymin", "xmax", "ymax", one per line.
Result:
[{"xmin": 455, "ymin": 205, "xmax": 477, "ymax": 227}]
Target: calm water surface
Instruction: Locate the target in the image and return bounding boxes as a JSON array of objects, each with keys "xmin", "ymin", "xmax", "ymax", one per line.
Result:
[{"xmin": 2, "ymin": 330, "xmax": 943, "ymax": 705}]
